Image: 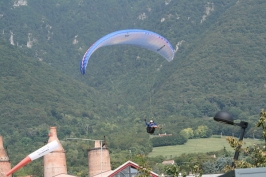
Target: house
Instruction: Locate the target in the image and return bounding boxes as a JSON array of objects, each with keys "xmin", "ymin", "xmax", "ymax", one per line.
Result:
[
  {"xmin": 162, "ymin": 160, "xmax": 175, "ymax": 165},
  {"xmin": 53, "ymin": 174, "xmax": 78, "ymax": 177},
  {"xmin": 93, "ymin": 160, "xmax": 159, "ymax": 177},
  {"xmin": 158, "ymin": 133, "xmax": 172, "ymax": 137}
]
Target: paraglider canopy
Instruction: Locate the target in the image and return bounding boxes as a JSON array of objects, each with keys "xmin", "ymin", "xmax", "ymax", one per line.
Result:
[{"xmin": 80, "ymin": 29, "xmax": 175, "ymax": 75}]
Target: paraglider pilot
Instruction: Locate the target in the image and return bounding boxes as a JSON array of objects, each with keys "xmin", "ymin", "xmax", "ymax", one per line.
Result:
[{"xmin": 145, "ymin": 119, "xmax": 161, "ymax": 134}]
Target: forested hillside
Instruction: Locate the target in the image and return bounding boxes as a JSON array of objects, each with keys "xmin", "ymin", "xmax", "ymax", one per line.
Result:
[
  {"xmin": 1, "ymin": 0, "xmax": 266, "ymax": 176},
  {"xmin": 153, "ymin": 0, "xmax": 266, "ymax": 134}
]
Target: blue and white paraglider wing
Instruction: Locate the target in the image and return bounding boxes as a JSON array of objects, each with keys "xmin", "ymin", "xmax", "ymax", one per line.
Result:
[{"xmin": 80, "ymin": 29, "xmax": 175, "ymax": 75}]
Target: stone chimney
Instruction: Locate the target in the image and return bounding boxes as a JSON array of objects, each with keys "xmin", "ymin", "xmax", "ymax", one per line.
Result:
[
  {"xmin": 43, "ymin": 127, "xmax": 67, "ymax": 177},
  {"xmin": 0, "ymin": 136, "xmax": 11, "ymax": 177},
  {"xmin": 88, "ymin": 140, "xmax": 111, "ymax": 177}
]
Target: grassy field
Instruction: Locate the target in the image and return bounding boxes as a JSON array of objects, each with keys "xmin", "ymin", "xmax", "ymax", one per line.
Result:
[{"xmin": 148, "ymin": 137, "xmax": 263, "ymax": 158}]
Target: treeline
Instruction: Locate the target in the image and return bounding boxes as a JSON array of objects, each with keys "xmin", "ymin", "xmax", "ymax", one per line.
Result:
[
  {"xmin": 151, "ymin": 134, "xmax": 187, "ymax": 147},
  {"xmin": 151, "ymin": 125, "xmax": 213, "ymax": 147}
]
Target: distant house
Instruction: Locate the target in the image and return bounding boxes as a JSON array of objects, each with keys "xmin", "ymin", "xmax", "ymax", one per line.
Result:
[
  {"xmin": 158, "ymin": 133, "xmax": 172, "ymax": 137},
  {"xmin": 162, "ymin": 160, "xmax": 175, "ymax": 165},
  {"xmin": 93, "ymin": 160, "xmax": 159, "ymax": 177},
  {"xmin": 53, "ymin": 174, "xmax": 77, "ymax": 177}
]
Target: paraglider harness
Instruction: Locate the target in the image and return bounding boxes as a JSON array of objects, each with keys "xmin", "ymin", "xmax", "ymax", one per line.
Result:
[
  {"xmin": 147, "ymin": 126, "xmax": 156, "ymax": 134},
  {"xmin": 145, "ymin": 119, "xmax": 158, "ymax": 134}
]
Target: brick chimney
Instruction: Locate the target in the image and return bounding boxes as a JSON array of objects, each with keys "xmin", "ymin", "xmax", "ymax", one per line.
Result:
[
  {"xmin": 88, "ymin": 140, "xmax": 111, "ymax": 177},
  {"xmin": 43, "ymin": 127, "xmax": 67, "ymax": 177},
  {"xmin": 0, "ymin": 136, "xmax": 11, "ymax": 177}
]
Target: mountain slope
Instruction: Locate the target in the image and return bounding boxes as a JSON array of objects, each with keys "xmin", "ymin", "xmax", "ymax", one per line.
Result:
[
  {"xmin": 153, "ymin": 0, "xmax": 266, "ymax": 122},
  {"xmin": 1, "ymin": 0, "xmax": 266, "ymax": 175},
  {"xmin": 1, "ymin": 0, "xmax": 265, "ymax": 136},
  {"xmin": 0, "ymin": 38, "xmax": 152, "ymax": 175},
  {"xmin": 0, "ymin": 38, "xmax": 107, "ymax": 131}
]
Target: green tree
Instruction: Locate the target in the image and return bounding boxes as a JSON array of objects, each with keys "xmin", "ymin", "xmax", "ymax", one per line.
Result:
[
  {"xmin": 180, "ymin": 128, "xmax": 194, "ymax": 139},
  {"xmin": 224, "ymin": 109, "xmax": 266, "ymax": 171},
  {"xmin": 164, "ymin": 163, "xmax": 202, "ymax": 177},
  {"xmin": 165, "ymin": 164, "xmax": 182, "ymax": 177},
  {"xmin": 194, "ymin": 126, "xmax": 212, "ymax": 138},
  {"xmin": 202, "ymin": 155, "xmax": 232, "ymax": 174},
  {"xmin": 134, "ymin": 155, "xmax": 152, "ymax": 177}
]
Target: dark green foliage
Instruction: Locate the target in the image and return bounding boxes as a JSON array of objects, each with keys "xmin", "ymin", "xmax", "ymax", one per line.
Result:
[
  {"xmin": 202, "ymin": 155, "xmax": 232, "ymax": 174},
  {"xmin": 0, "ymin": 0, "xmax": 266, "ymax": 175},
  {"xmin": 194, "ymin": 125, "xmax": 212, "ymax": 138},
  {"xmin": 152, "ymin": 134, "xmax": 187, "ymax": 147}
]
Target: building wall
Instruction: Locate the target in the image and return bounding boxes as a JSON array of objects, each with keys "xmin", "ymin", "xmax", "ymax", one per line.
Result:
[
  {"xmin": 88, "ymin": 141, "xmax": 111, "ymax": 177},
  {"xmin": 43, "ymin": 127, "xmax": 67, "ymax": 177},
  {"xmin": 0, "ymin": 136, "xmax": 11, "ymax": 177}
]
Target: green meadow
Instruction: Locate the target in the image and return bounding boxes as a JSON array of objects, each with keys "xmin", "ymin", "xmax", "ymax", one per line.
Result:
[{"xmin": 148, "ymin": 137, "xmax": 262, "ymax": 158}]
